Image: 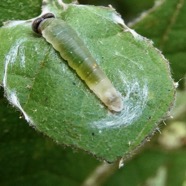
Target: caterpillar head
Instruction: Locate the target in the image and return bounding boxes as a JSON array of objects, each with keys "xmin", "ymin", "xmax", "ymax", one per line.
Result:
[{"xmin": 32, "ymin": 13, "xmax": 55, "ymax": 34}]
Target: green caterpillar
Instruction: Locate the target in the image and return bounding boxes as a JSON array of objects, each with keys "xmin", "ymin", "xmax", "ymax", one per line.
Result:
[{"xmin": 32, "ymin": 13, "xmax": 123, "ymax": 112}]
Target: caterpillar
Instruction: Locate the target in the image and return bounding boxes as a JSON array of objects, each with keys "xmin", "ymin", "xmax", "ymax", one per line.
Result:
[{"xmin": 32, "ymin": 13, "xmax": 123, "ymax": 112}]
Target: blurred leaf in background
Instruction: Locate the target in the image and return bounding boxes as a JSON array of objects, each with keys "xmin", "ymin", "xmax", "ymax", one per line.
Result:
[
  {"xmin": 104, "ymin": 147, "xmax": 186, "ymax": 186},
  {"xmin": 79, "ymin": 0, "xmax": 155, "ymax": 22}
]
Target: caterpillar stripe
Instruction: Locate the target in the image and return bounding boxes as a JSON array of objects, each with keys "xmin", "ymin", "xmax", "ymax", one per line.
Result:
[{"xmin": 32, "ymin": 13, "xmax": 123, "ymax": 112}]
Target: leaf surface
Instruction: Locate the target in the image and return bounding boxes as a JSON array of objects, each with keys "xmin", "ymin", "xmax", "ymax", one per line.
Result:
[{"xmin": 0, "ymin": 0, "xmax": 42, "ymax": 27}]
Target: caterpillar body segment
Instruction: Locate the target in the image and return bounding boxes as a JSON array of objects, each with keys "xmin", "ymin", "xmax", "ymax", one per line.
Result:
[{"xmin": 32, "ymin": 13, "xmax": 123, "ymax": 112}]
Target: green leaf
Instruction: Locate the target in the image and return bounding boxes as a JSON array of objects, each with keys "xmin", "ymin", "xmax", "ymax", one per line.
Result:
[
  {"xmin": 0, "ymin": 91, "xmax": 99, "ymax": 185},
  {"xmin": 130, "ymin": 0, "xmax": 186, "ymax": 87},
  {"xmin": 0, "ymin": 0, "xmax": 42, "ymax": 27},
  {"xmin": 0, "ymin": 1, "xmax": 175, "ymax": 162}
]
